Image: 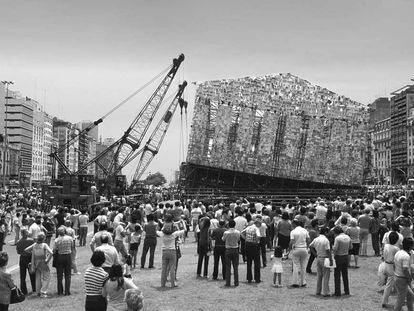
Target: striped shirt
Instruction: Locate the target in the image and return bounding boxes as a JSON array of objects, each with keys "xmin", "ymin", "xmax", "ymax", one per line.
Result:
[{"xmin": 84, "ymin": 266, "xmax": 108, "ymax": 296}]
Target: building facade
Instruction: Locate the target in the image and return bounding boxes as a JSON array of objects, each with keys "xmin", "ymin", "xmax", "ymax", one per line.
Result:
[
  {"xmin": 53, "ymin": 118, "xmax": 80, "ymax": 178},
  {"xmin": 372, "ymin": 118, "xmax": 391, "ymax": 184},
  {"xmin": 0, "ymin": 88, "xmax": 34, "ymax": 187},
  {"xmin": 390, "ymin": 85, "xmax": 414, "ymax": 184}
]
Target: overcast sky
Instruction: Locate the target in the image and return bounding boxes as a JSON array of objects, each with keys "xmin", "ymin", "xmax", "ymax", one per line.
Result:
[{"xmin": 1, "ymin": 0, "xmax": 413, "ymax": 182}]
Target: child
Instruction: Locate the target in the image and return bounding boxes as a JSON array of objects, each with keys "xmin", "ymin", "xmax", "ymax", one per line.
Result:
[
  {"xmin": 129, "ymin": 224, "xmax": 142, "ymax": 269},
  {"xmin": 271, "ymin": 246, "xmax": 284, "ymax": 287}
]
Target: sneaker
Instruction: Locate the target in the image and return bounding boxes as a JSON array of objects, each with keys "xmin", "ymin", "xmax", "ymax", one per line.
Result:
[{"xmin": 40, "ymin": 294, "xmax": 48, "ymax": 298}]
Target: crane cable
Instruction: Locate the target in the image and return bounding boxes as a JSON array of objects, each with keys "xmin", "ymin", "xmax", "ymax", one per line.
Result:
[{"xmin": 101, "ymin": 65, "xmax": 171, "ymax": 120}]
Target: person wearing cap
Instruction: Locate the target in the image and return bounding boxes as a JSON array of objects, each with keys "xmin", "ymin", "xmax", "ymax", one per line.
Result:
[
  {"xmin": 241, "ymin": 218, "xmax": 262, "ymax": 283},
  {"xmin": 289, "ymin": 219, "xmax": 310, "ymax": 288},
  {"xmin": 54, "ymin": 226, "xmax": 73, "ymax": 295},
  {"xmin": 15, "ymin": 228, "xmax": 36, "ymax": 295}
]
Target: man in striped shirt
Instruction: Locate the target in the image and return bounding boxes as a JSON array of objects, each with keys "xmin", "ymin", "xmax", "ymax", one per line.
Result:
[{"xmin": 84, "ymin": 250, "xmax": 108, "ymax": 311}]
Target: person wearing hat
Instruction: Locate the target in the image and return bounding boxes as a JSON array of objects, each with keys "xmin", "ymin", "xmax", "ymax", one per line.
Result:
[{"xmin": 241, "ymin": 218, "xmax": 262, "ymax": 283}]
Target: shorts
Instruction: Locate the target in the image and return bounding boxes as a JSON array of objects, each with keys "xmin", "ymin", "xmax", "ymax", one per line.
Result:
[
  {"xmin": 130, "ymin": 243, "xmax": 139, "ymax": 251},
  {"xmin": 349, "ymin": 243, "xmax": 360, "ymax": 255}
]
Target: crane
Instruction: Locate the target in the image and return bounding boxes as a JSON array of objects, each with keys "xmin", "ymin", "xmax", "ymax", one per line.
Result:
[
  {"xmin": 131, "ymin": 81, "xmax": 188, "ymax": 181},
  {"xmin": 72, "ymin": 53, "xmax": 185, "ymax": 177}
]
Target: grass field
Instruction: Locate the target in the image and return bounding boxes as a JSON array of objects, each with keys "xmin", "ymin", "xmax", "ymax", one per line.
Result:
[{"xmin": 8, "ymin": 238, "xmax": 390, "ymax": 311}]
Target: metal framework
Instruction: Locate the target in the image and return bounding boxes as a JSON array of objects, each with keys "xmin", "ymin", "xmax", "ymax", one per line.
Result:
[
  {"xmin": 132, "ymin": 81, "xmax": 188, "ymax": 181},
  {"xmin": 73, "ymin": 54, "xmax": 185, "ymax": 177},
  {"xmin": 203, "ymin": 98, "xmax": 218, "ymax": 159}
]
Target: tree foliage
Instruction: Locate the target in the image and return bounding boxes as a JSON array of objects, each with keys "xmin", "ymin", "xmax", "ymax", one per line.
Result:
[{"xmin": 143, "ymin": 172, "xmax": 166, "ymax": 187}]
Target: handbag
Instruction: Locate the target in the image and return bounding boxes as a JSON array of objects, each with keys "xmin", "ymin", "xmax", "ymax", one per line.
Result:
[{"xmin": 10, "ymin": 286, "xmax": 25, "ymax": 304}]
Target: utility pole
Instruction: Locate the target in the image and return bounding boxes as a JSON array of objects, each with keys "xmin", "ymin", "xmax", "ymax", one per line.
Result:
[{"xmin": 1, "ymin": 81, "xmax": 13, "ymax": 191}]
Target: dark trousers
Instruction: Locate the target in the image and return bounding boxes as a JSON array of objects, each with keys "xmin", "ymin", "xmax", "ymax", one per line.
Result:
[
  {"xmin": 141, "ymin": 238, "xmax": 157, "ymax": 268},
  {"xmin": 0, "ymin": 304, "xmax": 8, "ymax": 311},
  {"xmin": 0, "ymin": 232, "xmax": 4, "ymax": 252},
  {"xmin": 225, "ymin": 248, "xmax": 239, "ymax": 286},
  {"xmin": 334, "ymin": 255, "xmax": 349, "ymax": 296},
  {"xmin": 213, "ymin": 247, "xmax": 226, "ymax": 280},
  {"xmin": 259, "ymin": 237, "xmax": 267, "ymax": 267},
  {"xmin": 240, "ymin": 238, "xmax": 246, "ymax": 262},
  {"xmin": 245, "ymin": 242, "xmax": 260, "ymax": 282},
  {"xmin": 267, "ymin": 225, "xmax": 275, "ymax": 249},
  {"xmin": 306, "ymin": 252, "xmax": 316, "ymax": 273},
  {"xmin": 19, "ymin": 255, "xmax": 36, "ymax": 294},
  {"xmin": 79, "ymin": 227, "xmax": 88, "ymax": 246},
  {"xmin": 197, "ymin": 251, "xmax": 209, "ymax": 277},
  {"xmin": 56, "ymin": 254, "xmax": 72, "ymax": 295},
  {"xmin": 85, "ymin": 295, "xmax": 107, "ymax": 311},
  {"xmin": 371, "ymin": 232, "xmax": 380, "ymax": 256}
]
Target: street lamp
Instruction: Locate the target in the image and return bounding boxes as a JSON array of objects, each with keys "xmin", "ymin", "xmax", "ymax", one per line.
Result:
[{"xmin": 1, "ymin": 81, "xmax": 13, "ymax": 191}]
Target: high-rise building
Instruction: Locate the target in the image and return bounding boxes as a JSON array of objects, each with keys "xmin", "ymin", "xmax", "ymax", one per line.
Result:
[
  {"xmin": 95, "ymin": 138, "xmax": 115, "ymax": 179},
  {"xmin": 52, "ymin": 118, "xmax": 79, "ymax": 178},
  {"xmin": 0, "ymin": 87, "xmax": 34, "ymax": 187},
  {"xmin": 77, "ymin": 121, "xmax": 98, "ymax": 176},
  {"xmin": 390, "ymin": 85, "xmax": 414, "ymax": 184},
  {"xmin": 372, "ymin": 118, "xmax": 391, "ymax": 184}
]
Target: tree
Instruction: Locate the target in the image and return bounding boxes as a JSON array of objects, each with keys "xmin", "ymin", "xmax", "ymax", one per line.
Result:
[{"xmin": 143, "ymin": 172, "xmax": 166, "ymax": 187}]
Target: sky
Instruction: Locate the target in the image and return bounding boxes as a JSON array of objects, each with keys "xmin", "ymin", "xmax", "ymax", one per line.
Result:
[{"xmin": 1, "ymin": 0, "xmax": 413, "ymax": 182}]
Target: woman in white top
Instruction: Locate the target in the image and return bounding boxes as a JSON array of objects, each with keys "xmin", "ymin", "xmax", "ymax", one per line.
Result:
[
  {"xmin": 157, "ymin": 216, "xmax": 184, "ymax": 288},
  {"xmin": 103, "ymin": 264, "xmax": 138, "ymax": 311}
]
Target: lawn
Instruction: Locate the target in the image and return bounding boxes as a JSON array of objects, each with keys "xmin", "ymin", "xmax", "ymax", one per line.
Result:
[{"xmin": 8, "ymin": 239, "xmax": 387, "ymax": 311}]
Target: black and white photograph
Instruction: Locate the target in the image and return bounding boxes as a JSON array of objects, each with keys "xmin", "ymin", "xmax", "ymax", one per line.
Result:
[{"xmin": 0, "ymin": 0, "xmax": 414, "ymax": 310}]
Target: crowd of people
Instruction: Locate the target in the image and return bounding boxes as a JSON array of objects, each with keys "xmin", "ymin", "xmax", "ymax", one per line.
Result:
[{"xmin": 0, "ymin": 188, "xmax": 414, "ymax": 310}]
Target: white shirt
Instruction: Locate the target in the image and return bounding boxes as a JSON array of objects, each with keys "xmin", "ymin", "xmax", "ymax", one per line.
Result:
[
  {"xmin": 234, "ymin": 216, "xmax": 248, "ymax": 232},
  {"xmin": 290, "ymin": 226, "xmax": 309, "ymax": 248},
  {"xmin": 394, "ymin": 250, "xmax": 411, "ymax": 277}
]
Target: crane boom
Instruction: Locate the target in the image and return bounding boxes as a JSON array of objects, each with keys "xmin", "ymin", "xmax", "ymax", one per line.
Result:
[
  {"xmin": 74, "ymin": 53, "xmax": 184, "ymax": 176},
  {"xmin": 132, "ymin": 81, "xmax": 188, "ymax": 181}
]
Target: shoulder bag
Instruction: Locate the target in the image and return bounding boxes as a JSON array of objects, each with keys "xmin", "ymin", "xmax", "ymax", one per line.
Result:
[{"xmin": 10, "ymin": 286, "xmax": 26, "ymax": 304}]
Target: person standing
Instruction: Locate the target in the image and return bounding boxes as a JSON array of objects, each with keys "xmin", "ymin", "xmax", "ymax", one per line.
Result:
[
  {"xmin": 290, "ymin": 219, "xmax": 310, "ymax": 287},
  {"xmin": 275, "ymin": 212, "xmax": 292, "ymax": 257},
  {"xmin": 96, "ymin": 235, "xmax": 119, "ymax": 273},
  {"xmin": 306, "ymin": 219, "xmax": 319, "ymax": 274},
  {"xmin": 140, "ymin": 214, "xmax": 158, "ymax": 269},
  {"xmin": 84, "ymin": 250, "xmax": 109, "ymax": 311},
  {"xmin": 358, "ymin": 208, "xmax": 371, "ymax": 257},
  {"xmin": 157, "ymin": 221, "xmax": 184, "ymax": 288},
  {"xmin": 332, "ymin": 226, "xmax": 352, "ymax": 297},
  {"xmin": 102, "ymin": 264, "xmax": 138, "ymax": 310},
  {"xmin": 78, "ymin": 210, "xmax": 89, "ymax": 247},
  {"xmin": 196, "ymin": 217, "xmax": 211, "ymax": 278},
  {"xmin": 309, "ymin": 227, "xmax": 332, "ymax": 297},
  {"xmin": 90, "ymin": 222, "xmax": 114, "ymax": 251},
  {"xmin": 25, "ymin": 233, "xmax": 53, "ymax": 298},
  {"xmin": 256, "ymin": 215, "xmax": 268, "ymax": 268},
  {"xmin": 241, "ymin": 219, "xmax": 262, "ymax": 283},
  {"xmin": 0, "ymin": 252, "xmax": 17, "ymax": 310},
  {"xmin": 15, "ymin": 228, "xmax": 36, "ymax": 295},
  {"xmin": 211, "ymin": 220, "xmax": 227, "ymax": 280},
  {"xmin": 222, "ymin": 219, "xmax": 240, "ymax": 287},
  {"xmin": 394, "ymin": 237, "xmax": 414, "ymax": 311},
  {"xmin": 234, "ymin": 210, "xmax": 248, "ymax": 263},
  {"xmin": 13, "ymin": 212, "xmax": 22, "ymax": 245},
  {"xmin": 54, "ymin": 227, "xmax": 73, "ymax": 295},
  {"xmin": 378, "ymin": 231, "xmax": 400, "ymax": 308}
]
